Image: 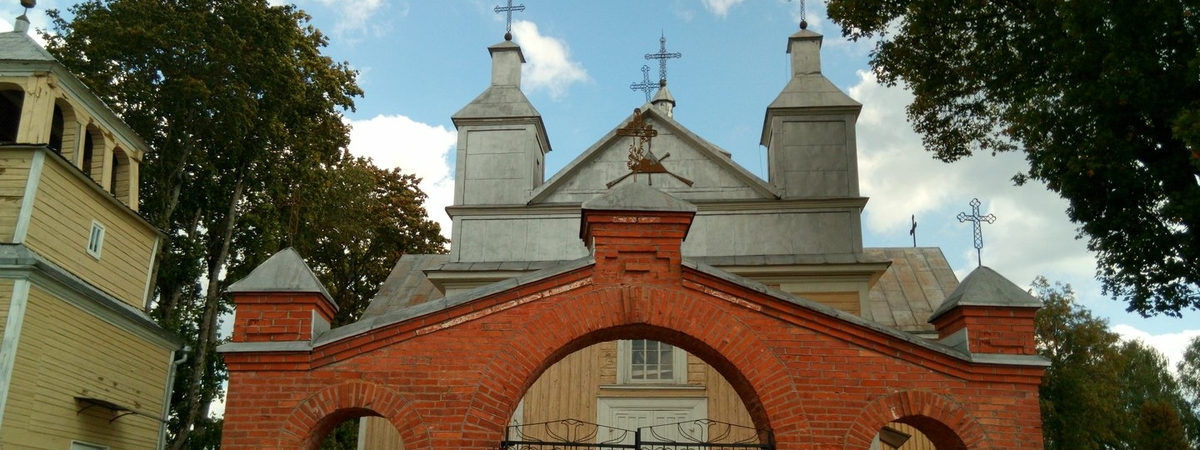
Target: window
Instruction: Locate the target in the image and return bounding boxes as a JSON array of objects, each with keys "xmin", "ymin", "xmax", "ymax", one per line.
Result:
[
  {"xmin": 0, "ymin": 87, "xmax": 23, "ymax": 143},
  {"xmin": 87, "ymin": 220, "xmax": 105, "ymax": 259},
  {"xmin": 618, "ymin": 340, "xmax": 688, "ymax": 384}
]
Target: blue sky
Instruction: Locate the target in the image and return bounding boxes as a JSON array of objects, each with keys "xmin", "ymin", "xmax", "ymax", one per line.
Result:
[{"xmin": 4, "ymin": 0, "xmax": 1197, "ymax": 367}]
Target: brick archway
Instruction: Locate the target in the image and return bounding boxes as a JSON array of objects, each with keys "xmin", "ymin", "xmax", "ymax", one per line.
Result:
[
  {"xmin": 843, "ymin": 390, "xmax": 989, "ymax": 450},
  {"xmin": 279, "ymin": 380, "xmax": 430, "ymax": 450},
  {"xmin": 464, "ymin": 285, "xmax": 812, "ymax": 447}
]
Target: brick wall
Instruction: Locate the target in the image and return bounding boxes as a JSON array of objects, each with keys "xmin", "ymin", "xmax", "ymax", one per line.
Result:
[{"xmin": 221, "ymin": 208, "xmax": 1044, "ymax": 450}]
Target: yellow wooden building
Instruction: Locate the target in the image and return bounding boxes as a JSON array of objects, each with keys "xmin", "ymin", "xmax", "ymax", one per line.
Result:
[{"xmin": 0, "ymin": 14, "xmax": 182, "ymax": 450}]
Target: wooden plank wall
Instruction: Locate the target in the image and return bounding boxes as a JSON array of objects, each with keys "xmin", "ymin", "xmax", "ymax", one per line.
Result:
[
  {"xmin": 0, "ymin": 151, "xmax": 33, "ymax": 242},
  {"xmin": 360, "ymin": 417, "xmax": 405, "ymax": 450},
  {"xmin": 0, "ymin": 285, "xmax": 171, "ymax": 449},
  {"xmin": 891, "ymin": 422, "xmax": 936, "ymax": 450},
  {"xmin": 26, "ymin": 158, "xmax": 156, "ymax": 308}
]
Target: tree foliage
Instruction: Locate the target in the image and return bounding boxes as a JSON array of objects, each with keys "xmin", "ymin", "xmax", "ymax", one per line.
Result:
[
  {"xmin": 1033, "ymin": 278, "xmax": 1200, "ymax": 449},
  {"xmin": 42, "ymin": 1, "xmax": 444, "ymax": 448},
  {"xmin": 1182, "ymin": 336, "xmax": 1200, "ymax": 420},
  {"xmin": 828, "ymin": 0, "xmax": 1200, "ymax": 316}
]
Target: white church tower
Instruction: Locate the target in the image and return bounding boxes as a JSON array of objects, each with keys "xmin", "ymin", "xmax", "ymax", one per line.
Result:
[{"xmin": 449, "ymin": 38, "xmax": 551, "ymax": 207}]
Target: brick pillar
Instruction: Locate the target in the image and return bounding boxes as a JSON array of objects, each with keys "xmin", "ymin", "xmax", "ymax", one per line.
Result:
[
  {"xmin": 230, "ymin": 292, "xmax": 336, "ymax": 343},
  {"xmin": 225, "ymin": 247, "xmax": 338, "ymax": 342},
  {"xmin": 579, "ymin": 182, "xmax": 697, "ymax": 285},
  {"xmin": 930, "ymin": 305, "xmax": 1039, "ymax": 355},
  {"xmin": 928, "ymin": 266, "xmax": 1042, "ymax": 356}
]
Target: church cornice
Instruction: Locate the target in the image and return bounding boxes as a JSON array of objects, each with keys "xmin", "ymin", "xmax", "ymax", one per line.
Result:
[{"xmin": 446, "ymin": 197, "xmax": 869, "ymax": 218}]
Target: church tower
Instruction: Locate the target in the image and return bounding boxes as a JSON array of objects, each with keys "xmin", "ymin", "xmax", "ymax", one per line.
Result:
[
  {"xmin": 0, "ymin": 11, "xmax": 181, "ymax": 449},
  {"xmin": 761, "ymin": 26, "xmax": 863, "ymax": 200},
  {"xmin": 450, "ymin": 38, "xmax": 551, "ymax": 207}
]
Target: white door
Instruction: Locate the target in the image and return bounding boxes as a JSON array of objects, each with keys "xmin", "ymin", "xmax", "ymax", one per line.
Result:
[{"xmin": 597, "ymin": 397, "xmax": 707, "ymax": 446}]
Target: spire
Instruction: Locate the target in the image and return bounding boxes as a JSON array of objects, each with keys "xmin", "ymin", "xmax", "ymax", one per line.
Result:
[
  {"xmin": 651, "ymin": 80, "xmax": 675, "ymax": 117},
  {"xmin": 489, "ymin": 40, "xmax": 525, "ymax": 87},
  {"xmin": 13, "ymin": 14, "xmax": 29, "ymax": 33},
  {"xmin": 15, "ymin": 0, "xmax": 34, "ymax": 33},
  {"xmin": 788, "ymin": 29, "xmax": 823, "ymax": 76}
]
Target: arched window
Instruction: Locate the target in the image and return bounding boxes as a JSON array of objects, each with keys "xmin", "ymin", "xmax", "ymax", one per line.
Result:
[
  {"xmin": 110, "ymin": 147, "xmax": 131, "ymax": 202},
  {"xmin": 0, "ymin": 86, "xmax": 24, "ymax": 143},
  {"xmin": 50, "ymin": 99, "xmax": 78, "ymax": 160},
  {"xmin": 49, "ymin": 105, "xmax": 64, "ymax": 154},
  {"xmin": 82, "ymin": 125, "xmax": 101, "ymax": 178}
]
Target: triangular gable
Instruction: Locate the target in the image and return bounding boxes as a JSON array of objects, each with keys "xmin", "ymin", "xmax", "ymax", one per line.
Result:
[{"xmin": 530, "ymin": 107, "xmax": 781, "ymax": 204}]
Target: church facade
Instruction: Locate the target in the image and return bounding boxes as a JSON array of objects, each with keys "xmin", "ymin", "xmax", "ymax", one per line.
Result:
[
  {"xmin": 219, "ymin": 22, "xmax": 1047, "ymax": 450},
  {"xmin": 0, "ymin": 15, "xmax": 183, "ymax": 450}
]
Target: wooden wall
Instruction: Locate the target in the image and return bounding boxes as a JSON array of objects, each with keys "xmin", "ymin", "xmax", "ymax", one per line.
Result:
[
  {"xmin": 0, "ymin": 285, "xmax": 171, "ymax": 449},
  {"xmin": 0, "ymin": 151, "xmax": 34, "ymax": 242},
  {"xmin": 27, "ymin": 156, "xmax": 157, "ymax": 308},
  {"xmin": 522, "ymin": 341, "xmax": 754, "ymax": 427}
]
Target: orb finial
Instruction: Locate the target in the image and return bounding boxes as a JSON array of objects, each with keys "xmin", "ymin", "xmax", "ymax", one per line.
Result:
[{"xmin": 20, "ymin": 0, "xmax": 36, "ymax": 9}]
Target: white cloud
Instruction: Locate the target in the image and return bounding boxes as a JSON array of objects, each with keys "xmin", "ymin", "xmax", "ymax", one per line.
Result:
[
  {"xmin": 1112, "ymin": 325, "xmax": 1200, "ymax": 373},
  {"xmin": 851, "ymin": 70, "xmax": 1095, "ymax": 288},
  {"xmin": 344, "ymin": 114, "xmax": 457, "ymax": 239},
  {"xmin": 306, "ymin": 0, "xmax": 394, "ymax": 37},
  {"xmin": 511, "ymin": 20, "xmax": 588, "ymax": 100},
  {"xmin": 702, "ymin": 0, "xmax": 745, "ymax": 17}
]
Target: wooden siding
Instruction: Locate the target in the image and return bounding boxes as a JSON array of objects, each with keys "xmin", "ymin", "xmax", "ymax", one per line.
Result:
[
  {"xmin": 0, "ymin": 279, "xmax": 12, "ymax": 338},
  {"xmin": 891, "ymin": 423, "xmax": 935, "ymax": 450},
  {"xmin": 0, "ymin": 151, "xmax": 34, "ymax": 242},
  {"xmin": 521, "ymin": 341, "xmax": 754, "ymax": 431},
  {"xmin": 360, "ymin": 417, "xmax": 405, "ymax": 449},
  {"xmin": 801, "ymin": 291, "xmax": 861, "ymax": 316},
  {"xmin": 0, "ymin": 285, "xmax": 170, "ymax": 449},
  {"xmin": 524, "ymin": 342, "xmax": 605, "ymax": 424},
  {"xmin": 25, "ymin": 155, "xmax": 156, "ymax": 308}
]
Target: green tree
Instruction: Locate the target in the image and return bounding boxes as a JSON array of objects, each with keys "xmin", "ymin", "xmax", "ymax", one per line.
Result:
[
  {"xmin": 1034, "ymin": 278, "xmax": 1124, "ymax": 449},
  {"xmin": 1033, "ymin": 278, "xmax": 1200, "ymax": 449},
  {"xmin": 44, "ymin": 0, "xmax": 362, "ymax": 448},
  {"xmin": 827, "ymin": 0, "xmax": 1200, "ymax": 316},
  {"xmin": 1181, "ymin": 336, "xmax": 1200, "ymax": 442}
]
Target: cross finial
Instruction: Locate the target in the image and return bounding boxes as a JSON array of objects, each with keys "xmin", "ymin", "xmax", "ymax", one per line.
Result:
[
  {"xmin": 494, "ymin": 0, "xmax": 525, "ymax": 41},
  {"xmin": 645, "ymin": 33, "xmax": 682, "ymax": 85},
  {"xmin": 909, "ymin": 215, "xmax": 917, "ymax": 247},
  {"xmin": 786, "ymin": 0, "xmax": 808, "ymax": 29},
  {"xmin": 630, "ymin": 65, "xmax": 657, "ymax": 102},
  {"xmin": 957, "ymin": 198, "xmax": 997, "ymax": 267}
]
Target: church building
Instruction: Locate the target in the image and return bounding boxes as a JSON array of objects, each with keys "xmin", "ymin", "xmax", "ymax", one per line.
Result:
[
  {"xmin": 219, "ymin": 17, "xmax": 1048, "ymax": 450},
  {"xmin": 0, "ymin": 13, "xmax": 183, "ymax": 450}
]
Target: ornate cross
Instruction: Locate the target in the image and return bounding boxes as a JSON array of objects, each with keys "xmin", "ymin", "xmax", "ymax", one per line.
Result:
[
  {"xmin": 495, "ymin": 0, "xmax": 525, "ymax": 40},
  {"xmin": 645, "ymin": 34, "xmax": 682, "ymax": 84},
  {"xmin": 606, "ymin": 109, "xmax": 694, "ymax": 188},
  {"xmin": 786, "ymin": 0, "xmax": 809, "ymax": 29},
  {"xmin": 957, "ymin": 198, "xmax": 997, "ymax": 267},
  {"xmin": 630, "ymin": 65, "xmax": 657, "ymax": 102}
]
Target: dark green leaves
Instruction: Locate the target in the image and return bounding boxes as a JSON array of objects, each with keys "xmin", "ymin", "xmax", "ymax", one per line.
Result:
[{"xmin": 829, "ymin": 0, "xmax": 1200, "ymax": 316}]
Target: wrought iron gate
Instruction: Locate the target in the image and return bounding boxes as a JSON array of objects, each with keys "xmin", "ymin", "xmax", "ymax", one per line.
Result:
[{"xmin": 500, "ymin": 419, "xmax": 774, "ymax": 450}]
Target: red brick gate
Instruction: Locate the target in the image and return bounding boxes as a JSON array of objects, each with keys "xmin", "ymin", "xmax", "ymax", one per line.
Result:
[{"xmin": 219, "ymin": 187, "xmax": 1045, "ymax": 449}]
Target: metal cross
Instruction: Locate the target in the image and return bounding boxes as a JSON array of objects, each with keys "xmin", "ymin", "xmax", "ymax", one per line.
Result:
[
  {"xmin": 909, "ymin": 215, "xmax": 917, "ymax": 247},
  {"xmin": 630, "ymin": 65, "xmax": 657, "ymax": 102},
  {"xmin": 786, "ymin": 0, "xmax": 809, "ymax": 29},
  {"xmin": 495, "ymin": 0, "xmax": 525, "ymax": 40},
  {"xmin": 957, "ymin": 198, "xmax": 997, "ymax": 267},
  {"xmin": 645, "ymin": 34, "xmax": 682, "ymax": 84}
]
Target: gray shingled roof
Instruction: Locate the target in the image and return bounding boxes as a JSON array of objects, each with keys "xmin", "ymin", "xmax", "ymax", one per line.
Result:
[
  {"xmin": 358, "ymin": 247, "xmax": 961, "ymax": 335},
  {"xmin": 582, "ymin": 181, "xmax": 697, "ymax": 213},
  {"xmin": 227, "ymin": 247, "xmax": 334, "ymax": 306},
  {"xmin": 360, "ymin": 254, "xmax": 448, "ymax": 318},
  {"xmin": 928, "ymin": 265, "xmax": 1041, "ymax": 321},
  {"xmin": 864, "ymin": 248, "xmax": 960, "ymax": 333},
  {"xmin": 0, "ymin": 27, "xmax": 55, "ymax": 62}
]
